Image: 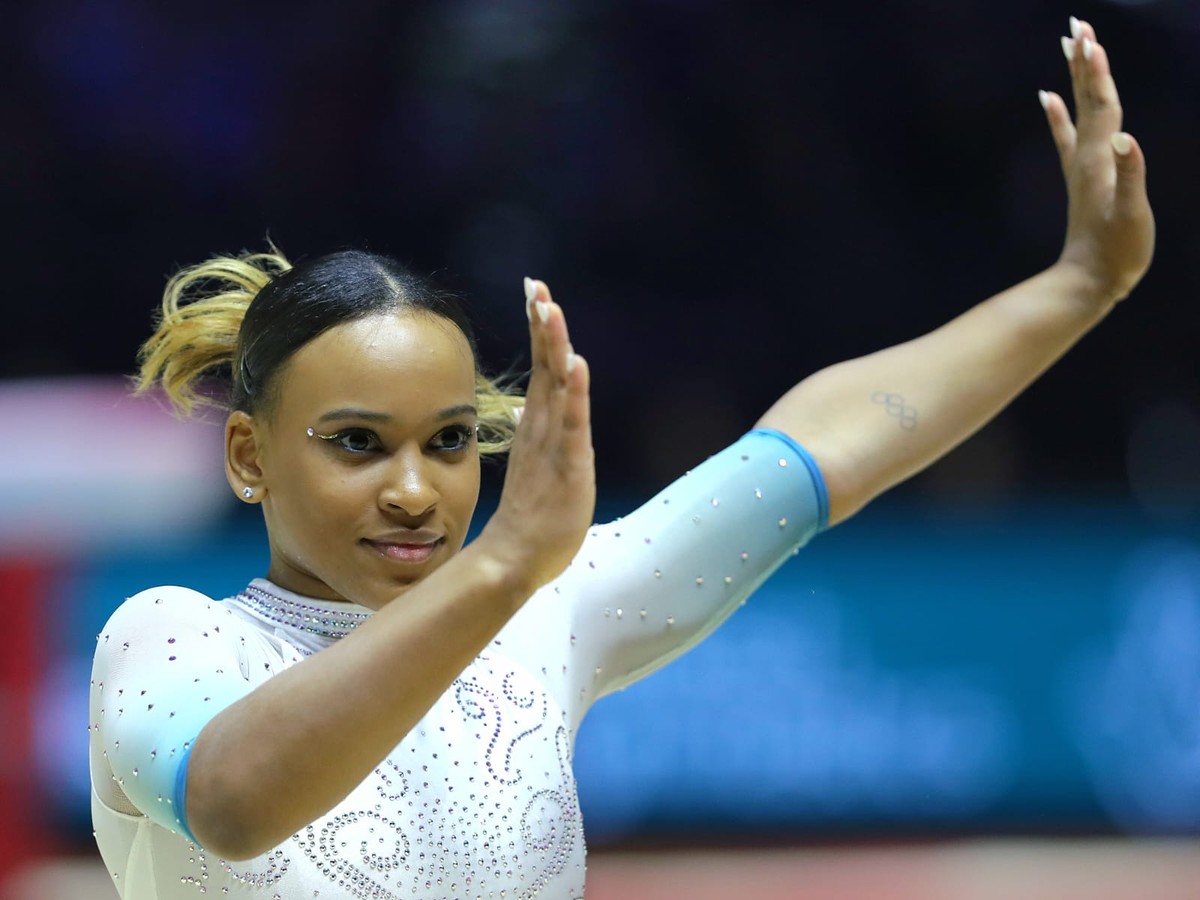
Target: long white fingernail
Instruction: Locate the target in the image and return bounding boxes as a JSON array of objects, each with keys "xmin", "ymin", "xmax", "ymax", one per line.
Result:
[
  {"xmin": 566, "ymin": 352, "xmax": 577, "ymax": 374},
  {"xmin": 1061, "ymin": 36, "xmax": 1075, "ymax": 61},
  {"xmin": 1069, "ymin": 16, "xmax": 1081, "ymax": 39},
  {"xmin": 513, "ymin": 404, "xmax": 525, "ymax": 424},
  {"xmin": 1082, "ymin": 36, "xmax": 1093, "ymax": 60},
  {"xmin": 1111, "ymin": 132, "xmax": 1132, "ymax": 156},
  {"xmin": 524, "ymin": 277, "xmax": 536, "ymax": 321},
  {"xmin": 1038, "ymin": 90, "xmax": 1050, "ymax": 110},
  {"xmin": 536, "ymin": 300, "xmax": 550, "ymax": 324}
]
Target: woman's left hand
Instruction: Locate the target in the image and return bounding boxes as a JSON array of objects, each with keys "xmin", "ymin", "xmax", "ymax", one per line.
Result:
[{"xmin": 1042, "ymin": 17, "xmax": 1155, "ymax": 304}]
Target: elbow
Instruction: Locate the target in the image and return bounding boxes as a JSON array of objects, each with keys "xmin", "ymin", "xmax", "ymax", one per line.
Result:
[
  {"xmin": 185, "ymin": 750, "xmax": 289, "ymax": 861},
  {"xmin": 188, "ymin": 789, "xmax": 278, "ymax": 861},
  {"xmin": 192, "ymin": 826, "xmax": 266, "ymax": 863},
  {"xmin": 189, "ymin": 796, "xmax": 288, "ymax": 861}
]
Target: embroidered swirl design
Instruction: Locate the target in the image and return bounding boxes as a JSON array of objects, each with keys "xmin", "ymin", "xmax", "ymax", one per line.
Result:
[
  {"xmin": 295, "ymin": 809, "xmax": 408, "ymax": 899},
  {"xmin": 455, "ymin": 673, "xmax": 547, "ymax": 786},
  {"xmin": 218, "ymin": 849, "xmax": 290, "ymax": 889},
  {"xmin": 517, "ymin": 724, "xmax": 580, "ymax": 898},
  {"xmin": 375, "ymin": 757, "xmax": 410, "ymax": 803}
]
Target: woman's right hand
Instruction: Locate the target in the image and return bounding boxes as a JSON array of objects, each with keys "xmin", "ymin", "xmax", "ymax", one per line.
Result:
[{"xmin": 480, "ymin": 278, "xmax": 596, "ymax": 593}]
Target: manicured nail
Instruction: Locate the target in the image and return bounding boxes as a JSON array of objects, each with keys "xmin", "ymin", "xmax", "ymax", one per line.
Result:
[
  {"xmin": 1111, "ymin": 132, "xmax": 1132, "ymax": 156},
  {"xmin": 1082, "ymin": 37, "xmax": 1093, "ymax": 60},
  {"xmin": 566, "ymin": 352, "xmax": 577, "ymax": 374},
  {"xmin": 1061, "ymin": 36, "xmax": 1075, "ymax": 61},
  {"xmin": 536, "ymin": 300, "xmax": 550, "ymax": 324},
  {"xmin": 1069, "ymin": 16, "xmax": 1081, "ymax": 39},
  {"xmin": 1038, "ymin": 90, "xmax": 1050, "ymax": 110},
  {"xmin": 513, "ymin": 405, "xmax": 525, "ymax": 424},
  {"xmin": 524, "ymin": 277, "xmax": 536, "ymax": 321}
]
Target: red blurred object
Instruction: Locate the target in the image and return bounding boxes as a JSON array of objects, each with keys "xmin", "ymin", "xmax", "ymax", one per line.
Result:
[{"xmin": 0, "ymin": 561, "xmax": 57, "ymax": 881}]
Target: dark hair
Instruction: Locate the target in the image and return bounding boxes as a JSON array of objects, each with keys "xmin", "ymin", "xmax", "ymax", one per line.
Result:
[
  {"xmin": 137, "ymin": 245, "xmax": 522, "ymax": 453},
  {"xmin": 233, "ymin": 250, "xmax": 479, "ymax": 413}
]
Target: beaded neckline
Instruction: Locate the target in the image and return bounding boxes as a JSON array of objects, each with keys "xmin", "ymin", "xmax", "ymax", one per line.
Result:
[{"xmin": 231, "ymin": 581, "xmax": 371, "ymax": 640}]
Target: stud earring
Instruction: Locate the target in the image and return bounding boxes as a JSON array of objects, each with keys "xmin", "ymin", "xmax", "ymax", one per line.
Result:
[{"xmin": 242, "ymin": 486, "xmax": 255, "ymax": 499}]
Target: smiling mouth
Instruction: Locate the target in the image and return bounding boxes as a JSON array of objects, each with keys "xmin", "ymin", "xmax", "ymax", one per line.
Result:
[{"xmin": 362, "ymin": 539, "xmax": 442, "ymax": 564}]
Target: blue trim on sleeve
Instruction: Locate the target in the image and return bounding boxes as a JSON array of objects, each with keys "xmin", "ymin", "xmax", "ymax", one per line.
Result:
[
  {"xmin": 748, "ymin": 428, "xmax": 830, "ymax": 531},
  {"xmin": 174, "ymin": 742, "xmax": 199, "ymax": 844}
]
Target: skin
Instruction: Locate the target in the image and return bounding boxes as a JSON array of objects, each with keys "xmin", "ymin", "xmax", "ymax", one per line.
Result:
[
  {"xmin": 226, "ymin": 312, "xmax": 483, "ymax": 610},
  {"xmin": 187, "ymin": 19, "xmax": 1151, "ymax": 859},
  {"xmin": 757, "ymin": 17, "xmax": 1153, "ymax": 523}
]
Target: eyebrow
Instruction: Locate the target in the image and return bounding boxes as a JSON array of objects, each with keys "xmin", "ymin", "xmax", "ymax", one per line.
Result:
[{"xmin": 316, "ymin": 404, "xmax": 477, "ymax": 424}]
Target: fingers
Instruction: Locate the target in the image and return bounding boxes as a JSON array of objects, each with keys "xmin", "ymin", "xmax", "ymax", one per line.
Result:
[
  {"xmin": 521, "ymin": 277, "xmax": 590, "ymax": 430},
  {"xmin": 1061, "ymin": 18, "xmax": 1123, "ymax": 141},
  {"xmin": 1039, "ymin": 90, "xmax": 1076, "ymax": 174},
  {"xmin": 524, "ymin": 277, "xmax": 576, "ymax": 385},
  {"xmin": 1110, "ymin": 131, "xmax": 1152, "ymax": 222}
]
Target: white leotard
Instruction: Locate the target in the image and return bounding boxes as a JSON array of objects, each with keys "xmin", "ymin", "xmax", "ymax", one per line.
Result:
[{"xmin": 89, "ymin": 429, "xmax": 827, "ymax": 899}]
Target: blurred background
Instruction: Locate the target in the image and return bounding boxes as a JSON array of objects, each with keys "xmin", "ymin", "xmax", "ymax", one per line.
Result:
[{"xmin": 2, "ymin": 0, "xmax": 1199, "ymax": 897}]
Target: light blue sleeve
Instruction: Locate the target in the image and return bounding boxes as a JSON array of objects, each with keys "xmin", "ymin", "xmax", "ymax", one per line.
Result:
[
  {"xmin": 561, "ymin": 428, "xmax": 827, "ymax": 703},
  {"xmin": 89, "ymin": 587, "xmax": 257, "ymax": 843}
]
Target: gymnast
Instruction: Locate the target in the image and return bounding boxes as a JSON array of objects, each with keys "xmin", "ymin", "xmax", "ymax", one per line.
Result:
[{"xmin": 90, "ymin": 18, "xmax": 1152, "ymax": 899}]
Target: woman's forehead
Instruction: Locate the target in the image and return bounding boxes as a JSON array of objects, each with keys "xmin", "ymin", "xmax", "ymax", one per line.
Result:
[{"xmin": 279, "ymin": 313, "xmax": 476, "ymax": 411}]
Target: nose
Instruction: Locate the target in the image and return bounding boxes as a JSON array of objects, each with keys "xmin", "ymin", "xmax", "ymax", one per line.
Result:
[{"xmin": 378, "ymin": 449, "xmax": 439, "ymax": 519}]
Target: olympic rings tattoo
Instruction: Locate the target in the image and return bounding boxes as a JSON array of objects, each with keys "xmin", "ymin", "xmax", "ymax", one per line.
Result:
[{"xmin": 871, "ymin": 391, "xmax": 918, "ymax": 430}]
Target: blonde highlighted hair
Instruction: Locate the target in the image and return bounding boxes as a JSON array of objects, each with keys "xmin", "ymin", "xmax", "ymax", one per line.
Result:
[{"xmin": 136, "ymin": 245, "xmax": 524, "ymax": 455}]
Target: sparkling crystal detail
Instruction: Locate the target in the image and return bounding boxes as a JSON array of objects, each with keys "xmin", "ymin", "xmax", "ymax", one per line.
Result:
[{"xmin": 232, "ymin": 584, "xmax": 370, "ymax": 639}]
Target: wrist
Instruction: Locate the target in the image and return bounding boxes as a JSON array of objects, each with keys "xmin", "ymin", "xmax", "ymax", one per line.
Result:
[
  {"xmin": 1047, "ymin": 256, "xmax": 1123, "ymax": 314},
  {"xmin": 465, "ymin": 527, "xmax": 541, "ymax": 604}
]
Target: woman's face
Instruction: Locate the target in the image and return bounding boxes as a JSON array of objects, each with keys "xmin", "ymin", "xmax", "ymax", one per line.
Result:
[{"xmin": 240, "ymin": 311, "xmax": 482, "ymax": 610}]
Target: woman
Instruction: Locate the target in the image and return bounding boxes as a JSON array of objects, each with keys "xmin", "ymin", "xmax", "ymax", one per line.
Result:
[{"xmin": 90, "ymin": 20, "xmax": 1152, "ymax": 899}]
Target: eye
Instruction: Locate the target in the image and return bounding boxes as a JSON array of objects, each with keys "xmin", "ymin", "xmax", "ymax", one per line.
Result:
[
  {"xmin": 318, "ymin": 428, "xmax": 382, "ymax": 454},
  {"xmin": 430, "ymin": 424, "xmax": 475, "ymax": 453}
]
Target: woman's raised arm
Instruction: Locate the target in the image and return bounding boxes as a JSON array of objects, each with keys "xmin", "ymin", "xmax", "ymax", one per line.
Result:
[{"xmin": 756, "ymin": 18, "xmax": 1154, "ymax": 526}]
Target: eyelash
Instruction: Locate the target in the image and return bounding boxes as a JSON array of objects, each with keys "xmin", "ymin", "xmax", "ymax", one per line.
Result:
[{"xmin": 316, "ymin": 425, "xmax": 475, "ymax": 456}]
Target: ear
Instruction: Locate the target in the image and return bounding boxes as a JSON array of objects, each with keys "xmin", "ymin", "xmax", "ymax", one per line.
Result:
[{"xmin": 225, "ymin": 410, "xmax": 266, "ymax": 503}]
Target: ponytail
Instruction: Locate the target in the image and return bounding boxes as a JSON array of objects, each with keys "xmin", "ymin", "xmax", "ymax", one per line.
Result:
[{"xmin": 135, "ymin": 249, "xmax": 292, "ymax": 416}]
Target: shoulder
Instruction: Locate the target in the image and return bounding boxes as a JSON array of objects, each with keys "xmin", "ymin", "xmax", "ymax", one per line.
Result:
[{"xmin": 98, "ymin": 585, "xmax": 231, "ymax": 640}]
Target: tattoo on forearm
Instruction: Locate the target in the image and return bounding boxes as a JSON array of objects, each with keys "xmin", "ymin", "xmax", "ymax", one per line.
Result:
[{"xmin": 871, "ymin": 391, "xmax": 918, "ymax": 431}]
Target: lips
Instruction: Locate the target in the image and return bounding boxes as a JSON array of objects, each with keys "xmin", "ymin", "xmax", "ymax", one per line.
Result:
[{"xmin": 362, "ymin": 531, "xmax": 443, "ymax": 564}]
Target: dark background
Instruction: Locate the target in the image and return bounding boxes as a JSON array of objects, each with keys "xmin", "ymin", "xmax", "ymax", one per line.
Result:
[
  {"xmin": 2, "ymin": 7, "xmax": 1200, "ymax": 886},
  {"xmin": 5, "ymin": 0, "xmax": 1198, "ymax": 504}
]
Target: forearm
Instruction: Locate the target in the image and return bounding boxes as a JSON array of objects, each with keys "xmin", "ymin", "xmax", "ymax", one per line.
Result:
[
  {"xmin": 756, "ymin": 261, "xmax": 1116, "ymax": 525},
  {"xmin": 186, "ymin": 537, "xmax": 531, "ymax": 859}
]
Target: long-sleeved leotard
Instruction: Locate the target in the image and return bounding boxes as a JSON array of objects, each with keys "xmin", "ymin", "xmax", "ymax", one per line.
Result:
[{"xmin": 89, "ymin": 428, "xmax": 827, "ymax": 899}]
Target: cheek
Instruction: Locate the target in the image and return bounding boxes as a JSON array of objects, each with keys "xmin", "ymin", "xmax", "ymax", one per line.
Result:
[
  {"xmin": 273, "ymin": 461, "xmax": 375, "ymax": 542},
  {"xmin": 452, "ymin": 462, "xmax": 482, "ymax": 510}
]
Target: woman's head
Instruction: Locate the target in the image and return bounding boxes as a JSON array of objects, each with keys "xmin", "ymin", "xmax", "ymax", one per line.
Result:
[
  {"xmin": 138, "ymin": 246, "xmax": 520, "ymax": 452},
  {"xmin": 231, "ymin": 250, "xmax": 477, "ymax": 414},
  {"xmin": 137, "ymin": 246, "xmax": 523, "ymax": 608}
]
